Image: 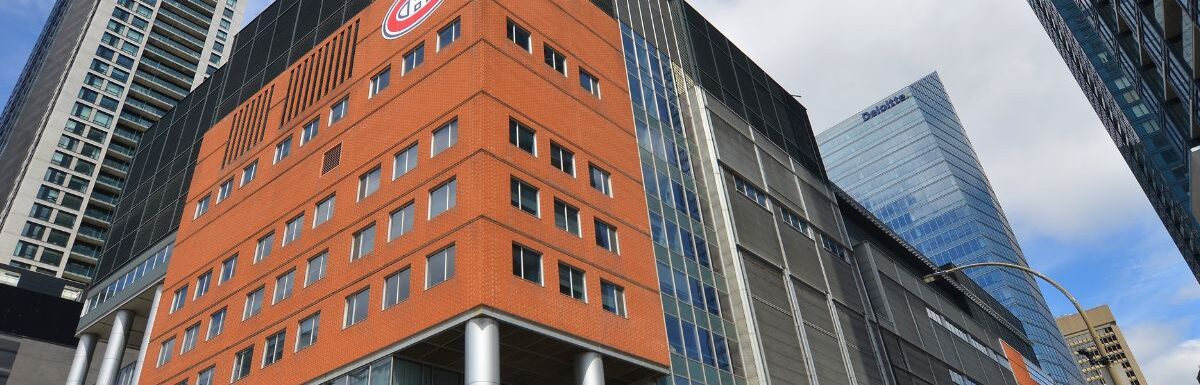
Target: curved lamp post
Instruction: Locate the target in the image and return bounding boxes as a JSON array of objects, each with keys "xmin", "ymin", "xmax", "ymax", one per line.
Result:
[{"xmin": 922, "ymin": 262, "xmax": 1128, "ymax": 385}]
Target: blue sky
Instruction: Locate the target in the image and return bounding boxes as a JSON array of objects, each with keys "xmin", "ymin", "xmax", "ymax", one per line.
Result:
[{"xmin": 2, "ymin": 1, "xmax": 1197, "ymax": 383}]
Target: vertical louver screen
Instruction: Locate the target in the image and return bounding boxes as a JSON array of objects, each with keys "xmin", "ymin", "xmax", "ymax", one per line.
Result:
[
  {"xmin": 282, "ymin": 21, "xmax": 359, "ymax": 124},
  {"xmin": 222, "ymin": 85, "xmax": 275, "ymax": 168}
]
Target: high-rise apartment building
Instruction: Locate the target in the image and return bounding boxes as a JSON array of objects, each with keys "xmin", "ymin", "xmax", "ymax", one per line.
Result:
[
  {"xmin": 817, "ymin": 73, "xmax": 1085, "ymax": 385},
  {"xmin": 68, "ymin": 1, "xmax": 1052, "ymax": 385},
  {"xmin": 1027, "ymin": 0, "xmax": 1200, "ymax": 283},
  {"xmin": 0, "ymin": 0, "xmax": 245, "ymax": 290},
  {"xmin": 1055, "ymin": 305, "xmax": 1146, "ymax": 385}
]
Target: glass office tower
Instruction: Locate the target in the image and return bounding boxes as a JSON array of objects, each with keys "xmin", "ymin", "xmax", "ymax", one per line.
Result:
[{"xmin": 817, "ymin": 73, "xmax": 1085, "ymax": 385}]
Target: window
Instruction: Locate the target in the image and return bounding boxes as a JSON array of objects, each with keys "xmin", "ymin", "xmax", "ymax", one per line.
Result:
[
  {"xmin": 509, "ymin": 119, "xmax": 536, "ymax": 154},
  {"xmin": 305, "ymin": 252, "xmax": 327, "ymax": 286},
  {"xmin": 351, "ymin": 224, "xmax": 376, "ymax": 260},
  {"xmin": 232, "ymin": 347, "xmax": 253, "ymax": 381},
  {"xmin": 438, "ymin": 19, "xmax": 461, "ymax": 49},
  {"xmin": 240, "ymin": 161, "xmax": 257, "ymax": 186},
  {"xmin": 383, "ymin": 268, "xmax": 411, "ymax": 308},
  {"xmin": 402, "ymin": 44, "xmax": 425, "ymax": 74},
  {"xmin": 357, "ymin": 167, "xmax": 381, "ymax": 201},
  {"xmin": 544, "ymin": 45, "xmax": 567, "ymax": 75},
  {"xmin": 220, "ymin": 256, "xmax": 237, "ymax": 284},
  {"xmin": 601, "ymin": 281, "xmax": 626, "ymax": 317},
  {"xmin": 388, "ymin": 203, "xmax": 415, "ymax": 240},
  {"xmin": 344, "ymin": 288, "xmax": 370, "ymax": 327},
  {"xmin": 329, "ymin": 97, "xmax": 348, "ymax": 125},
  {"xmin": 431, "ymin": 119, "xmax": 457, "ymax": 156},
  {"xmin": 511, "ymin": 244, "xmax": 542, "ymax": 284},
  {"xmin": 392, "ymin": 143, "xmax": 418, "ymax": 179},
  {"xmin": 589, "ymin": 165, "xmax": 611, "ymax": 196},
  {"xmin": 253, "ymin": 233, "xmax": 274, "ymax": 263},
  {"xmin": 273, "ymin": 136, "xmax": 293, "ymax": 164},
  {"xmin": 580, "ymin": 69, "xmax": 601, "ymax": 97},
  {"xmin": 207, "ymin": 308, "xmax": 226, "ymax": 340},
  {"xmin": 428, "ymin": 179, "xmax": 457, "ymax": 218},
  {"xmin": 300, "ymin": 118, "xmax": 319, "ymax": 145},
  {"xmin": 283, "ymin": 214, "xmax": 304, "ymax": 246},
  {"xmin": 171, "ymin": 285, "xmax": 188, "ymax": 313},
  {"xmin": 510, "ymin": 178, "xmax": 539, "ymax": 216},
  {"xmin": 553, "ymin": 200, "xmax": 580, "ymax": 235},
  {"xmin": 314, "ymin": 195, "xmax": 335, "ymax": 227},
  {"xmin": 243, "ymin": 287, "xmax": 264, "ymax": 320},
  {"xmin": 507, "ymin": 20, "xmax": 531, "ymax": 51},
  {"xmin": 197, "ymin": 367, "xmax": 214, "ymax": 385},
  {"xmin": 194, "ymin": 195, "xmax": 211, "ymax": 218},
  {"xmin": 595, "ymin": 220, "xmax": 619, "ymax": 253},
  {"xmin": 550, "ymin": 143, "xmax": 574, "ymax": 176},
  {"xmin": 734, "ymin": 177, "xmax": 768, "ymax": 207},
  {"xmin": 296, "ymin": 313, "xmax": 319, "ymax": 351},
  {"xmin": 262, "ymin": 331, "xmax": 285, "ymax": 367},
  {"xmin": 558, "ymin": 263, "xmax": 586, "ymax": 301},
  {"xmin": 426, "ymin": 245, "xmax": 455, "ymax": 288},
  {"xmin": 217, "ymin": 178, "xmax": 233, "ymax": 202},
  {"xmin": 181, "ymin": 323, "xmax": 200, "ymax": 353},
  {"xmin": 779, "ymin": 206, "xmax": 812, "ymax": 237},
  {"xmin": 369, "ymin": 67, "xmax": 390, "ymax": 97},
  {"xmin": 195, "ymin": 271, "xmax": 212, "ymax": 299},
  {"xmin": 273, "ymin": 270, "xmax": 295, "ymax": 304},
  {"xmin": 157, "ymin": 338, "xmax": 175, "ymax": 366}
]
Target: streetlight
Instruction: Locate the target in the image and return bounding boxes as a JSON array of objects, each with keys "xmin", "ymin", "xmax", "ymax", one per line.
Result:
[{"xmin": 922, "ymin": 262, "xmax": 1129, "ymax": 385}]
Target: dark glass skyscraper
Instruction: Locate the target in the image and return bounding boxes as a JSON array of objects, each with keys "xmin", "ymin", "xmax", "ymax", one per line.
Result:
[
  {"xmin": 817, "ymin": 73, "xmax": 1084, "ymax": 385},
  {"xmin": 1027, "ymin": 0, "xmax": 1200, "ymax": 283}
]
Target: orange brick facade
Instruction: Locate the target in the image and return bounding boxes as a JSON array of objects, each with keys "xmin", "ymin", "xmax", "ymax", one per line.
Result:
[{"xmin": 140, "ymin": 1, "xmax": 669, "ymax": 384}]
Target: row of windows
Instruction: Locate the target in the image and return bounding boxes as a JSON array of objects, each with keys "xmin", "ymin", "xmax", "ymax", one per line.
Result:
[
  {"xmin": 510, "ymin": 243, "xmax": 627, "ymax": 316},
  {"xmin": 506, "ymin": 118, "xmax": 614, "ymax": 196},
  {"xmin": 506, "ymin": 19, "xmax": 601, "ymax": 98},
  {"xmin": 510, "ymin": 177, "xmax": 618, "ymax": 253}
]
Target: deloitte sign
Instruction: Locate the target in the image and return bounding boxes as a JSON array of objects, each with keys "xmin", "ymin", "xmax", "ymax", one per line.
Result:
[{"xmin": 861, "ymin": 94, "xmax": 908, "ymax": 122}]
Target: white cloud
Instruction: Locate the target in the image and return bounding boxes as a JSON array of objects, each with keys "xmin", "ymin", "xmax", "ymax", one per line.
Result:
[{"xmin": 1124, "ymin": 322, "xmax": 1200, "ymax": 385}]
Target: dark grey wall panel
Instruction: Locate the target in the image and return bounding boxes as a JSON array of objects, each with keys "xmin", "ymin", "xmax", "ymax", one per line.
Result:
[
  {"xmin": 728, "ymin": 177, "xmax": 784, "ymax": 265},
  {"xmin": 806, "ymin": 325, "xmax": 851, "ymax": 385},
  {"xmin": 753, "ymin": 300, "xmax": 810, "ymax": 385},
  {"xmin": 744, "ymin": 253, "xmax": 789, "ymax": 309}
]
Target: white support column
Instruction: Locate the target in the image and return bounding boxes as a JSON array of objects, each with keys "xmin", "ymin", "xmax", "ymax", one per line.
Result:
[
  {"xmin": 464, "ymin": 317, "xmax": 500, "ymax": 385},
  {"xmin": 130, "ymin": 284, "xmax": 163, "ymax": 385},
  {"xmin": 575, "ymin": 352, "xmax": 605, "ymax": 385},
  {"xmin": 95, "ymin": 309, "xmax": 134, "ymax": 385},
  {"xmin": 65, "ymin": 333, "xmax": 98, "ymax": 385}
]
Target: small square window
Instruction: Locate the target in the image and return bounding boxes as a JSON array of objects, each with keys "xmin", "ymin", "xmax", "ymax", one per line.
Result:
[
  {"xmin": 195, "ymin": 271, "xmax": 212, "ymax": 299},
  {"xmin": 219, "ymin": 256, "xmax": 237, "ymax": 284},
  {"xmin": 601, "ymin": 281, "xmax": 626, "ymax": 317},
  {"xmin": 181, "ymin": 323, "xmax": 200, "ymax": 353},
  {"xmin": 595, "ymin": 219, "xmax": 619, "ymax": 254},
  {"xmin": 431, "ymin": 119, "xmax": 458, "ymax": 156},
  {"xmin": 157, "ymin": 338, "xmax": 175, "ymax": 366},
  {"xmin": 429, "ymin": 179, "xmax": 457, "ymax": 219},
  {"xmin": 558, "ymin": 263, "xmax": 586, "ymax": 301},
  {"xmin": 232, "ymin": 347, "xmax": 253, "ymax": 380},
  {"xmin": 207, "ymin": 308, "xmax": 226, "ymax": 340},
  {"xmin": 438, "ymin": 19, "xmax": 461, "ymax": 50},
  {"xmin": 507, "ymin": 20, "xmax": 531, "ymax": 52},
  {"xmin": 283, "ymin": 214, "xmax": 304, "ymax": 246},
  {"xmin": 357, "ymin": 166, "xmax": 381, "ymax": 201},
  {"xmin": 329, "ymin": 97, "xmax": 349, "ymax": 125},
  {"xmin": 170, "ymin": 285, "xmax": 188, "ymax": 313},
  {"xmin": 589, "ymin": 165, "xmax": 612, "ymax": 196},
  {"xmin": 217, "ymin": 178, "xmax": 233, "ymax": 202},
  {"xmin": 262, "ymin": 330, "xmax": 286, "ymax": 367},
  {"xmin": 389, "ymin": 203, "xmax": 415, "ymax": 241},
  {"xmin": 509, "ymin": 119, "xmax": 536, "ymax": 155},
  {"xmin": 550, "ymin": 143, "xmax": 574, "ymax": 176},
  {"xmin": 344, "ymin": 288, "xmax": 370, "ymax": 327},
  {"xmin": 403, "ymin": 44, "xmax": 425, "ymax": 74},
  {"xmin": 273, "ymin": 270, "xmax": 294, "ymax": 304},
  {"xmin": 512, "ymin": 244, "xmax": 542, "ymax": 284},
  {"xmin": 580, "ymin": 70, "xmax": 601, "ymax": 98},
  {"xmin": 370, "ymin": 67, "xmax": 390, "ymax": 97},
  {"xmin": 544, "ymin": 45, "xmax": 567, "ymax": 75},
  {"xmin": 243, "ymin": 287, "xmax": 264, "ymax": 320},
  {"xmin": 254, "ymin": 233, "xmax": 274, "ymax": 263},
  {"xmin": 393, "ymin": 143, "xmax": 418, "ymax": 179},
  {"xmin": 296, "ymin": 313, "xmax": 319, "ymax": 351},
  {"xmin": 351, "ymin": 224, "xmax": 376, "ymax": 261},
  {"xmin": 300, "ymin": 118, "xmax": 319, "ymax": 145},
  {"xmin": 510, "ymin": 178, "xmax": 539, "ymax": 216},
  {"xmin": 554, "ymin": 200, "xmax": 580, "ymax": 235},
  {"xmin": 383, "ymin": 268, "xmax": 411, "ymax": 309},
  {"xmin": 240, "ymin": 161, "xmax": 258, "ymax": 186},
  {"xmin": 314, "ymin": 195, "xmax": 335, "ymax": 227},
  {"xmin": 426, "ymin": 245, "xmax": 455, "ymax": 288},
  {"xmin": 194, "ymin": 195, "xmax": 211, "ymax": 219},
  {"xmin": 305, "ymin": 252, "xmax": 327, "ymax": 286},
  {"xmin": 273, "ymin": 137, "xmax": 293, "ymax": 164}
]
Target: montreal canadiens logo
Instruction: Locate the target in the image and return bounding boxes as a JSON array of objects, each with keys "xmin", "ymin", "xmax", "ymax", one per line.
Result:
[{"xmin": 382, "ymin": 0, "xmax": 443, "ymax": 39}]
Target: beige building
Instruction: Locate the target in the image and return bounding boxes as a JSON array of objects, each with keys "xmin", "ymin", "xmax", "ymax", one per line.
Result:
[{"xmin": 1055, "ymin": 305, "xmax": 1147, "ymax": 385}]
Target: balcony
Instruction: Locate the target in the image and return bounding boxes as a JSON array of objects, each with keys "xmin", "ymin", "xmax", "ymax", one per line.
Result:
[
  {"xmin": 143, "ymin": 45, "xmax": 198, "ymax": 77},
  {"xmin": 102, "ymin": 158, "xmax": 130, "ymax": 175},
  {"xmin": 155, "ymin": 7, "xmax": 209, "ymax": 40},
  {"xmin": 129, "ymin": 82, "xmax": 181, "ymax": 109},
  {"xmin": 139, "ymin": 56, "xmax": 196, "ymax": 87},
  {"xmin": 63, "ymin": 261, "xmax": 96, "ymax": 280},
  {"xmin": 149, "ymin": 20, "xmax": 205, "ymax": 51},
  {"xmin": 77, "ymin": 225, "xmax": 108, "ymax": 243},
  {"xmin": 133, "ymin": 71, "xmax": 190, "ymax": 99},
  {"xmin": 70, "ymin": 242, "xmax": 101, "ymax": 261},
  {"xmin": 112, "ymin": 126, "xmax": 143, "ymax": 145},
  {"xmin": 107, "ymin": 142, "xmax": 136, "ymax": 160},
  {"xmin": 95, "ymin": 173, "xmax": 125, "ymax": 191},
  {"xmin": 149, "ymin": 31, "xmax": 201, "ymax": 62},
  {"xmin": 90, "ymin": 190, "xmax": 120, "ymax": 208},
  {"xmin": 161, "ymin": 0, "xmax": 213, "ymax": 27}
]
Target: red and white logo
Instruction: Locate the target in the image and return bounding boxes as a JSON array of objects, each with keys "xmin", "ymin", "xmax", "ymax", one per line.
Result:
[{"xmin": 382, "ymin": 0, "xmax": 443, "ymax": 40}]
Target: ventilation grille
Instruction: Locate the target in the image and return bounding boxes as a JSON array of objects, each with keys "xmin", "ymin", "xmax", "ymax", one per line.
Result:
[
  {"xmin": 322, "ymin": 144, "xmax": 341, "ymax": 174},
  {"xmin": 282, "ymin": 21, "xmax": 360, "ymax": 124},
  {"xmin": 222, "ymin": 85, "xmax": 275, "ymax": 168}
]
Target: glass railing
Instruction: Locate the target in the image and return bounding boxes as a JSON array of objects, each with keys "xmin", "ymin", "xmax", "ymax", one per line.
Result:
[
  {"xmin": 161, "ymin": 0, "xmax": 213, "ymax": 26},
  {"xmin": 150, "ymin": 20, "xmax": 205, "ymax": 50},
  {"xmin": 154, "ymin": 7, "xmax": 208, "ymax": 39},
  {"xmin": 114, "ymin": 127, "xmax": 143, "ymax": 143},
  {"xmin": 143, "ymin": 45, "xmax": 198, "ymax": 73},
  {"xmin": 108, "ymin": 142, "xmax": 136, "ymax": 158},
  {"xmin": 149, "ymin": 31, "xmax": 201, "ymax": 59},
  {"xmin": 133, "ymin": 70, "xmax": 190, "ymax": 97},
  {"xmin": 91, "ymin": 191, "xmax": 119, "ymax": 206},
  {"xmin": 129, "ymin": 82, "xmax": 181, "ymax": 107},
  {"xmin": 102, "ymin": 158, "xmax": 130, "ymax": 174},
  {"xmin": 119, "ymin": 111, "xmax": 154, "ymax": 129},
  {"xmin": 77, "ymin": 226, "xmax": 108, "ymax": 241},
  {"xmin": 140, "ymin": 56, "xmax": 196, "ymax": 85},
  {"xmin": 123, "ymin": 97, "xmax": 168, "ymax": 117},
  {"xmin": 71, "ymin": 242, "xmax": 102, "ymax": 258},
  {"xmin": 65, "ymin": 262, "xmax": 96, "ymax": 278},
  {"xmin": 96, "ymin": 174, "xmax": 125, "ymax": 189}
]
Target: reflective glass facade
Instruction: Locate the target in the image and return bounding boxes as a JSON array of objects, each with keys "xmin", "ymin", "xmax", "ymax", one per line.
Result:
[{"xmin": 817, "ymin": 73, "xmax": 1085, "ymax": 385}]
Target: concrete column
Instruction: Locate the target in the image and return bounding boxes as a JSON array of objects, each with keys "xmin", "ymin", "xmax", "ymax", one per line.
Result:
[
  {"xmin": 464, "ymin": 317, "xmax": 500, "ymax": 385},
  {"xmin": 95, "ymin": 309, "xmax": 134, "ymax": 385},
  {"xmin": 575, "ymin": 352, "xmax": 605, "ymax": 385},
  {"xmin": 130, "ymin": 284, "xmax": 163, "ymax": 385},
  {"xmin": 65, "ymin": 333, "xmax": 98, "ymax": 385}
]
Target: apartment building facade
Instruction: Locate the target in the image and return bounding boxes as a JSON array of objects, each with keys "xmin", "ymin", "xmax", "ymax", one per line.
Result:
[{"xmin": 1055, "ymin": 305, "xmax": 1146, "ymax": 385}]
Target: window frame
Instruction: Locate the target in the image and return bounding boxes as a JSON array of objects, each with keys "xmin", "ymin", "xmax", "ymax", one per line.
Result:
[
  {"xmin": 428, "ymin": 178, "xmax": 457, "ymax": 219},
  {"xmin": 601, "ymin": 280, "xmax": 627, "ymax": 317},
  {"xmin": 553, "ymin": 199, "xmax": 581, "ymax": 236},
  {"xmin": 369, "ymin": 67, "xmax": 391, "ymax": 98},
  {"xmin": 296, "ymin": 313, "xmax": 320, "ymax": 351},
  {"xmin": 510, "ymin": 178, "xmax": 539, "ymax": 217},
  {"xmin": 511, "ymin": 244, "xmax": 542, "ymax": 285},
  {"xmin": 329, "ymin": 97, "xmax": 349, "ymax": 125},
  {"xmin": 305, "ymin": 252, "xmax": 327, "ymax": 287},
  {"xmin": 357, "ymin": 166, "xmax": 382, "ymax": 201},
  {"xmin": 550, "ymin": 142, "xmax": 575, "ymax": 176},
  {"xmin": 425, "ymin": 245, "xmax": 456, "ymax": 288},
  {"xmin": 350, "ymin": 223, "xmax": 377, "ymax": 261},
  {"xmin": 382, "ymin": 268, "xmax": 411, "ymax": 309},
  {"xmin": 558, "ymin": 262, "xmax": 587, "ymax": 302},
  {"xmin": 343, "ymin": 288, "xmax": 370, "ymax": 328},
  {"xmin": 506, "ymin": 19, "xmax": 532, "ymax": 52},
  {"xmin": 437, "ymin": 18, "xmax": 461, "ymax": 50},
  {"xmin": 588, "ymin": 164, "xmax": 612, "ymax": 196},
  {"xmin": 509, "ymin": 119, "xmax": 537, "ymax": 155}
]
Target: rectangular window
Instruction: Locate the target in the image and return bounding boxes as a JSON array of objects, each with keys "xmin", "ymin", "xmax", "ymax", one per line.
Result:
[
  {"xmin": 314, "ymin": 195, "xmax": 335, "ymax": 227},
  {"xmin": 220, "ymin": 256, "xmax": 237, "ymax": 284},
  {"xmin": 510, "ymin": 178, "xmax": 539, "ymax": 216},
  {"xmin": 283, "ymin": 214, "xmax": 303, "ymax": 246},
  {"xmin": 157, "ymin": 338, "xmax": 175, "ymax": 366},
  {"xmin": 195, "ymin": 271, "xmax": 212, "ymax": 299},
  {"xmin": 262, "ymin": 330, "xmax": 285, "ymax": 367},
  {"xmin": 403, "ymin": 44, "xmax": 425, "ymax": 74},
  {"xmin": 171, "ymin": 285, "xmax": 188, "ymax": 313},
  {"xmin": 388, "ymin": 203, "xmax": 415, "ymax": 241},
  {"xmin": 507, "ymin": 20, "xmax": 531, "ymax": 51},
  {"xmin": 357, "ymin": 166, "xmax": 381, "ymax": 201},
  {"xmin": 370, "ymin": 67, "xmax": 390, "ymax": 97},
  {"xmin": 351, "ymin": 224, "xmax": 376, "ymax": 260},
  {"xmin": 553, "ymin": 200, "xmax": 580, "ymax": 235},
  {"xmin": 197, "ymin": 367, "xmax": 214, "ymax": 385},
  {"xmin": 243, "ymin": 287, "xmax": 264, "ymax": 320},
  {"xmin": 273, "ymin": 270, "xmax": 294, "ymax": 304},
  {"xmin": 305, "ymin": 252, "xmax": 327, "ymax": 286},
  {"xmin": 329, "ymin": 97, "xmax": 348, "ymax": 125},
  {"xmin": 580, "ymin": 69, "xmax": 601, "ymax": 97},
  {"xmin": 300, "ymin": 118, "xmax": 319, "ymax": 145},
  {"xmin": 544, "ymin": 45, "xmax": 567, "ymax": 75},
  {"xmin": 601, "ymin": 281, "xmax": 626, "ymax": 317},
  {"xmin": 589, "ymin": 165, "xmax": 611, "ymax": 196},
  {"xmin": 344, "ymin": 288, "xmax": 370, "ymax": 327},
  {"xmin": 383, "ymin": 268, "xmax": 411, "ymax": 308},
  {"xmin": 194, "ymin": 195, "xmax": 211, "ymax": 219},
  {"xmin": 207, "ymin": 308, "xmax": 226, "ymax": 340},
  {"xmin": 779, "ymin": 206, "xmax": 812, "ymax": 237},
  {"xmin": 273, "ymin": 136, "xmax": 292, "ymax": 164},
  {"xmin": 296, "ymin": 313, "xmax": 319, "ymax": 351},
  {"xmin": 426, "ymin": 245, "xmax": 455, "ymax": 288},
  {"xmin": 595, "ymin": 220, "xmax": 619, "ymax": 253},
  {"xmin": 428, "ymin": 179, "xmax": 457, "ymax": 219},
  {"xmin": 217, "ymin": 178, "xmax": 233, "ymax": 202},
  {"xmin": 253, "ymin": 233, "xmax": 274, "ymax": 263},
  {"xmin": 431, "ymin": 119, "xmax": 458, "ymax": 156},
  {"xmin": 182, "ymin": 323, "xmax": 200, "ymax": 353},
  {"xmin": 734, "ymin": 176, "xmax": 768, "ymax": 207},
  {"xmin": 550, "ymin": 142, "xmax": 574, "ymax": 176},
  {"xmin": 232, "ymin": 347, "xmax": 253, "ymax": 381},
  {"xmin": 558, "ymin": 263, "xmax": 586, "ymax": 301},
  {"xmin": 240, "ymin": 161, "xmax": 257, "ymax": 186},
  {"xmin": 509, "ymin": 119, "xmax": 536, "ymax": 154},
  {"xmin": 438, "ymin": 19, "xmax": 461, "ymax": 50},
  {"xmin": 511, "ymin": 244, "xmax": 542, "ymax": 284},
  {"xmin": 392, "ymin": 143, "xmax": 418, "ymax": 179}
]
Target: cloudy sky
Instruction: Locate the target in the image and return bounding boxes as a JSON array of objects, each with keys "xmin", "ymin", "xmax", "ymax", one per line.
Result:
[{"xmin": 1, "ymin": 0, "xmax": 1196, "ymax": 383}]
